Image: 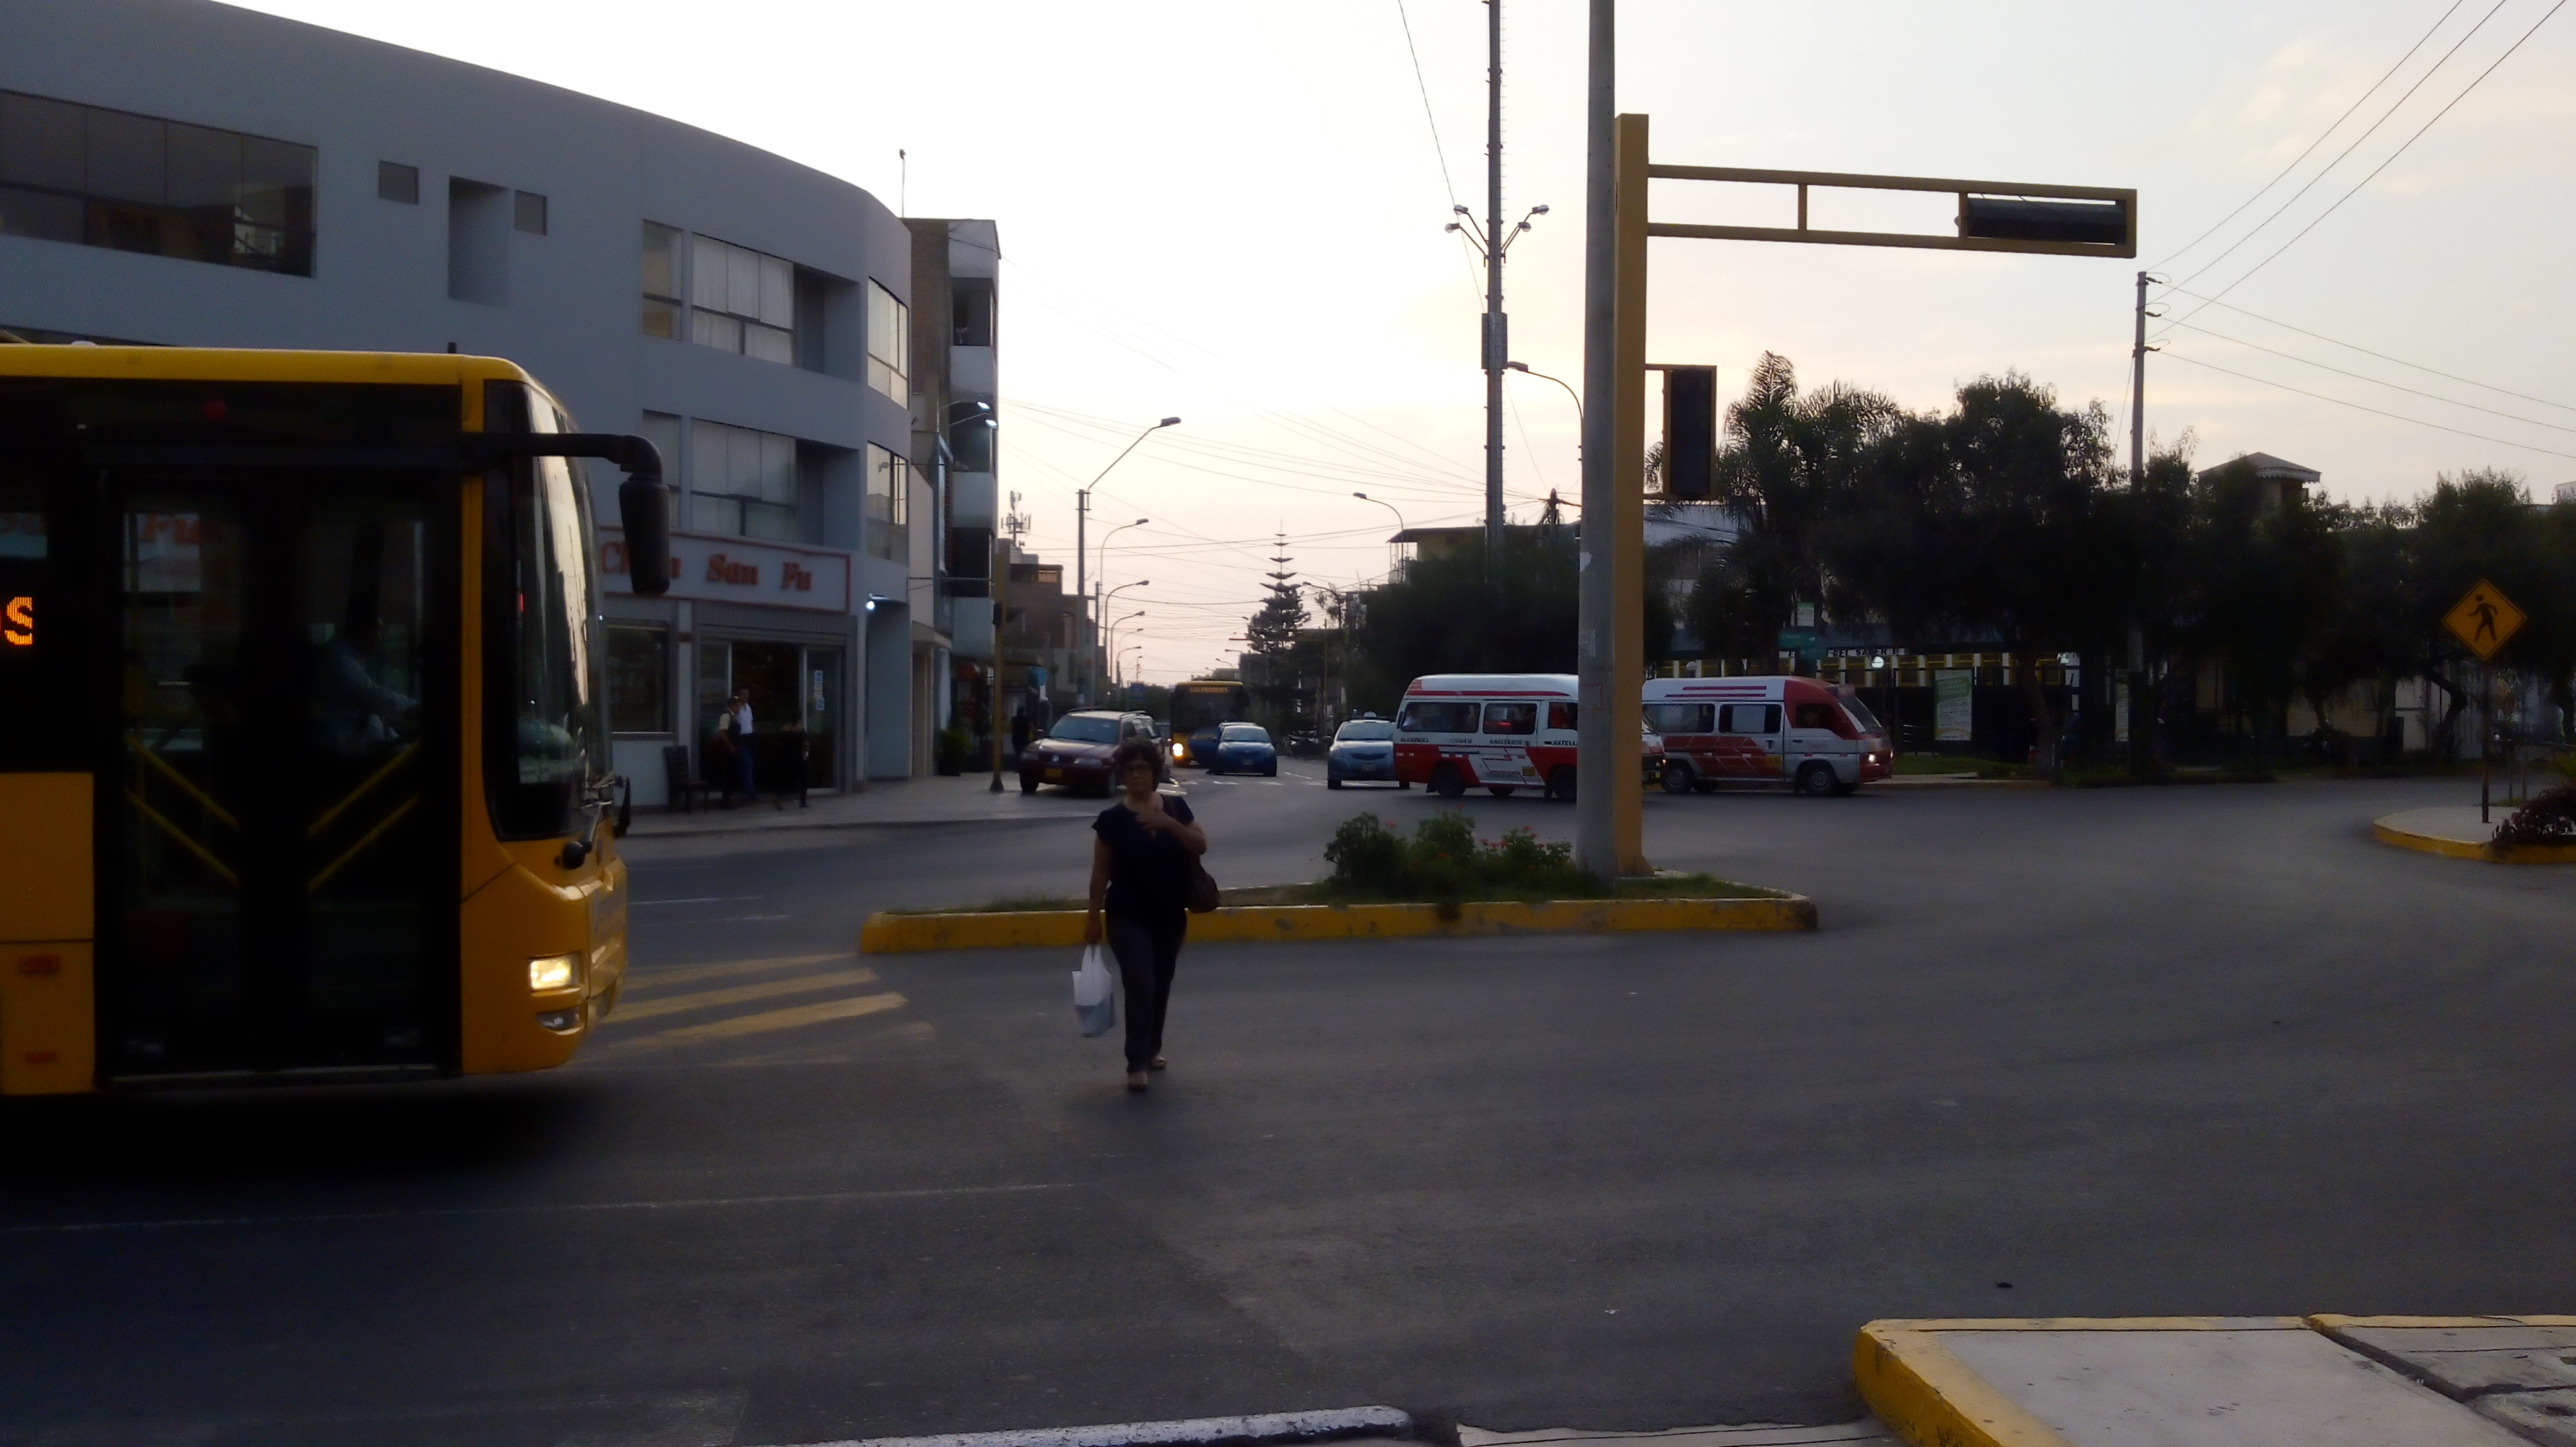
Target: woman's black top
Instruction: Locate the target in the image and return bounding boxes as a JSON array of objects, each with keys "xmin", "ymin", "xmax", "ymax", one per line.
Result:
[{"xmin": 1094, "ymin": 793, "xmax": 1198, "ymax": 920}]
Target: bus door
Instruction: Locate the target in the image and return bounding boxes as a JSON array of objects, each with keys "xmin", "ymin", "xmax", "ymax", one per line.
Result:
[
  {"xmin": 1473, "ymin": 700, "xmax": 1544, "ymax": 789},
  {"xmin": 1715, "ymin": 701, "xmax": 1783, "ymax": 779},
  {"xmin": 103, "ymin": 465, "xmax": 459, "ymax": 1078}
]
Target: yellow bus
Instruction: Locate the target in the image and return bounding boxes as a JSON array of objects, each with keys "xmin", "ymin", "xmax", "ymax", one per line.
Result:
[{"xmin": 0, "ymin": 344, "xmax": 671, "ymax": 1093}]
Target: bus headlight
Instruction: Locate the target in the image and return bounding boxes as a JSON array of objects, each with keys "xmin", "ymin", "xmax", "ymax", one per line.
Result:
[{"xmin": 529, "ymin": 953, "xmax": 582, "ymax": 993}]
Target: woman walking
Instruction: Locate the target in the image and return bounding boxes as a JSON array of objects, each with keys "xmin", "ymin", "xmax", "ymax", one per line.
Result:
[{"xmin": 1085, "ymin": 739, "xmax": 1208, "ymax": 1091}]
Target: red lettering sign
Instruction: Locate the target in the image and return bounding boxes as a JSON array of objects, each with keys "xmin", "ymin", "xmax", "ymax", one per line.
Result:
[
  {"xmin": 781, "ymin": 561, "xmax": 812, "ymax": 591},
  {"xmin": 705, "ymin": 554, "xmax": 759, "ymax": 586}
]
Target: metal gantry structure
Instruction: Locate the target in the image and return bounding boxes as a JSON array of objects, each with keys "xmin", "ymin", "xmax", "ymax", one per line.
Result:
[{"xmin": 1572, "ymin": 1, "xmax": 2136, "ymax": 880}]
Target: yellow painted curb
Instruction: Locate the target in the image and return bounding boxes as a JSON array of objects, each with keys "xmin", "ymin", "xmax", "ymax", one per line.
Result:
[
  {"xmin": 1853, "ymin": 1322, "xmax": 2071, "ymax": 1447},
  {"xmin": 859, "ymin": 893, "xmax": 1815, "ymax": 954},
  {"xmin": 1856, "ymin": 1318, "xmax": 2314, "ymax": 1447},
  {"xmin": 2373, "ymin": 816, "xmax": 2576, "ymax": 865}
]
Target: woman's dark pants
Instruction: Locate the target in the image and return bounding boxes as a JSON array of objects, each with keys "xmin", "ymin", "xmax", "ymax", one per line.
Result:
[{"xmin": 1105, "ymin": 912, "xmax": 1186, "ymax": 1072}]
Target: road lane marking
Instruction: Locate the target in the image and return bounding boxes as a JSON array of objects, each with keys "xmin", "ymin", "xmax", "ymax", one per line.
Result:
[
  {"xmin": 623, "ymin": 952, "xmax": 850, "ymax": 988},
  {"xmin": 613, "ymin": 991, "xmax": 907, "ymax": 1049},
  {"xmin": 0, "ymin": 1182, "xmax": 1076, "ymax": 1235},
  {"xmin": 609, "ymin": 968, "xmax": 882, "ymax": 1023},
  {"xmin": 629, "ymin": 895, "xmax": 764, "ymax": 906}
]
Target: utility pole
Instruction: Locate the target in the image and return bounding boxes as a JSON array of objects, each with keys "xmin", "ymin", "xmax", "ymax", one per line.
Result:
[
  {"xmin": 1074, "ymin": 489, "xmax": 1090, "ymax": 705},
  {"xmin": 1483, "ymin": 0, "xmax": 1507, "ymax": 565},
  {"xmin": 1575, "ymin": 0, "xmax": 1617, "ymax": 880},
  {"xmin": 2128, "ymin": 269, "xmax": 2156, "ymax": 776}
]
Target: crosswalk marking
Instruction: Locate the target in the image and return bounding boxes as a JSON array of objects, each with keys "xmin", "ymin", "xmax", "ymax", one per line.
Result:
[
  {"xmin": 609, "ymin": 967, "xmax": 881, "ymax": 1024},
  {"xmin": 611, "ymin": 992, "xmax": 908, "ymax": 1050},
  {"xmin": 622, "ymin": 951, "xmax": 849, "ymax": 989}
]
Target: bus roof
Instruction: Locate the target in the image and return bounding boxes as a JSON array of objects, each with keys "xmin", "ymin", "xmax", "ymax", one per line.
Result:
[
  {"xmin": 0, "ymin": 344, "xmax": 536, "ymax": 391},
  {"xmin": 1403, "ymin": 673, "xmax": 1578, "ymax": 697}
]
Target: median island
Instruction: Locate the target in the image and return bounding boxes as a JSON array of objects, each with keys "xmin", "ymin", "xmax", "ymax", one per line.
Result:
[{"xmin": 861, "ymin": 811, "xmax": 1815, "ymax": 953}]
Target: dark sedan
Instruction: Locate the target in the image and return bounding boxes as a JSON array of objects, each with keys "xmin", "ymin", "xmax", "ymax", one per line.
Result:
[
  {"xmin": 1326, "ymin": 717, "xmax": 1405, "ymax": 789},
  {"xmin": 1019, "ymin": 710, "xmax": 1157, "ymax": 795}
]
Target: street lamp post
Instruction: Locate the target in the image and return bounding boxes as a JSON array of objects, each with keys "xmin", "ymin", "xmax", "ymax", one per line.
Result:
[
  {"xmin": 1093, "ymin": 517, "xmax": 1151, "ymax": 699},
  {"xmin": 1075, "ymin": 417, "xmax": 1177, "ymax": 702},
  {"xmin": 1351, "ymin": 491, "xmax": 1406, "ymax": 578}
]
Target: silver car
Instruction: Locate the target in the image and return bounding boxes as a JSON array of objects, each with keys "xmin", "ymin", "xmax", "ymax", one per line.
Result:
[{"xmin": 1326, "ymin": 717, "xmax": 1405, "ymax": 789}]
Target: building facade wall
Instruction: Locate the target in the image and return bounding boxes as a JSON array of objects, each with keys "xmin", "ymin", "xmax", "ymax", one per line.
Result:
[{"xmin": 0, "ymin": 0, "xmax": 925, "ymax": 800}]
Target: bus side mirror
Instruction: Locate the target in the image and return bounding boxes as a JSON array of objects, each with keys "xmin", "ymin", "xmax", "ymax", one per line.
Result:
[{"xmin": 468, "ymin": 432, "xmax": 672, "ymax": 596}]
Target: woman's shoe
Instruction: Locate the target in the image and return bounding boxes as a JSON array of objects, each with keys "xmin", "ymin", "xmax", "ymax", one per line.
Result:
[
  {"xmin": 1125, "ymin": 1071, "xmax": 1150, "ymax": 1091},
  {"xmin": 1149, "ymin": 1056, "xmax": 1168, "ymax": 1070}
]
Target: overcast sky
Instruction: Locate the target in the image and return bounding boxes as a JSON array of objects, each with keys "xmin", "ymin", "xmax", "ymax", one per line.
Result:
[{"xmin": 236, "ymin": 1, "xmax": 2576, "ymax": 683}]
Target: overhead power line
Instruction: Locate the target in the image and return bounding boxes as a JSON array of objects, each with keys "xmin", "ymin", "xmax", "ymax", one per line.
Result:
[
  {"xmin": 2150, "ymin": 0, "xmax": 2469, "ymax": 271},
  {"xmin": 2159, "ymin": 349, "xmax": 2576, "ymax": 460},
  {"xmin": 2167, "ymin": 0, "xmax": 2569, "ymax": 323},
  {"xmin": 2163, "ymin": 0, "xmax": 2514, "ymax": 297},
  {"xmin": 2162, "ymin": 319, "xmax": 2576, "ymax": 435},
  {"xmin": 2159, "ymin": 288, "xmax": 2576, "ymax": 414}
]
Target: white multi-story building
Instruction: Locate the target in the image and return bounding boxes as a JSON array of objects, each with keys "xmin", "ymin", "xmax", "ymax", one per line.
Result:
[{"xmin": 0, "ymin": 0, "xmax": 988, "ymax": 803}]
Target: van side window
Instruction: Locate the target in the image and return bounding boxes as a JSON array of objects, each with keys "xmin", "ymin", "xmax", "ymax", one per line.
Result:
[
  {"xmin": 1482, "ymin": 701, "xmax": 1537, "ymax": 736},
  {"xmin": 1720, "ymin": 703, "xmax": 1780, "ymax": 735},
  {"xmin": 1645, "ymin": 702, "xmax": 1714, "ymax": 735},
  {"xmin": 1396, "ymin": 700, "xmax": 1479, "ymax": 733},
  {"xmin": 1547, "ymin": 701, "xmax": 1577, "ymax": 730},
  {"xmin": 1793, "ymin": 702, "xmax": 1837, "ymax": 730}
]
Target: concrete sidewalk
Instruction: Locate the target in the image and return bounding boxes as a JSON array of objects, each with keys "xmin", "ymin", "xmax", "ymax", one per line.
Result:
[
  {"xmin": 629, "ymin": 772, "xmax": 1103, "ymax": 838},
  {"xmin": 2375, "ymin": 805, "xmax": 2576, "ymax": 863},
  {"xmin": 1858, "ymin": 1315, "xmax": 2576, "ymax": 1445}
]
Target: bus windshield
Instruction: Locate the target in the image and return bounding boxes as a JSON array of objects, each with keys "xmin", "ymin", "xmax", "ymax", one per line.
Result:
[
  {"xmin": 1170, "ymin": 680, "xmax": 1248, "ymax": 735},
  {"xmin": 487, "ymin": 381, "xmax": 607, "ymax": 839}
]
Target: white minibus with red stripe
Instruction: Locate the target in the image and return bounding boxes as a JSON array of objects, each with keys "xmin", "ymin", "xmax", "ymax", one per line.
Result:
[
  {"xmin": 1394, "ymin": 674, "xmax": 1664, "ymax": 801},
  {"xmin": 1642, "ymin": 675, "xmax": 1892, "ymax": 796}
]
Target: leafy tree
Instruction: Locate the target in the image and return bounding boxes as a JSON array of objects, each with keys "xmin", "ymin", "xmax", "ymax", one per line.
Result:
[
  {"xmin": 1348, "ymin": 531, "xmax": 1580, "ymax": 706},
  {"xmin": 2175, "ymin": 458, "xmax": 2347, "ymax": 743},
  {"xmin": 1707, "ymin": 352, "xmax": 1900, "ymax": 650}
]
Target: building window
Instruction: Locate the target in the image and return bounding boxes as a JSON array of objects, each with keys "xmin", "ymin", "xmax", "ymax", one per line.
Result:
[
  {"xmin": 867, "ymin": 280, "xmax": 909, "ymax": 404},
  {"xmin": 641, "ymin": 221, "xmax": 681, "ymax": 339},
  {"xmin": 690, "ymin": 232, "xmax": 794, "ymax": 364},
  {"xmin": 606, "ymin": 624, "xmax": 671, "ymax": 735},
  {"xmin": 866, "ymin": 442, "xmax": 910, "ymax": 562},
  {"xmin": 949, "ymin": 406, "xmax": 996, "ymax": 473},
  {"xmin": 952, "ymin": 277, "xmax": 993, "ymax": 347},
  {"xmin": 0, "ymin": 89, "xmax": 315, "ymax": 276},
  {"xmin": 513, "ymin": 190, "xmax": 547, "ymax": 235},
  {"xmin": 690, "ymin": 420, "xmax": 798, "ymax": 541},
  {"xmin": 377, "ymin": 161, "xmax": 418, "ymax": 204},
  {"xmin": 638, "ymin": 411, "xmax": 682, "ymax": 483}
]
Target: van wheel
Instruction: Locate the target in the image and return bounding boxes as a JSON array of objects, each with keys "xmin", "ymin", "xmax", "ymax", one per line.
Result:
[
  {"xmin": 1432, "ymin": 764, "xmax": 1467, "ymax": 799},
  {"xmin": 1661, "ymin": 761, "xmax": 1695, "ymax": 794},
  {"xmin": 1547, "ymin": 766, "xmax": 1577, "ymax": 803},
  {"xmin": 1795, "ymin": 762, "xmax": 1837, "ymax": 797},
  {"xmin": 1487, "ymin": 785, "xmax": 1516, "ymax": 798}
]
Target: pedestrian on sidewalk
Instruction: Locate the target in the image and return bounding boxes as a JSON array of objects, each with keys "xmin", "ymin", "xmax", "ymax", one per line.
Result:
[
  {"xmin": 1011, "ymin": 708, "xmax": 1031, "ymax": 765},
  {"xmin": 1084, "ymin": 739, "xmax": 1207, "ymax": 1093},
  {"xmin": 775, "ymin": 717, "xmax": 809, "ymax": 809},
  {"xmin": 728, "ymin": 689, "xmax": 757, "ymax": 801}
]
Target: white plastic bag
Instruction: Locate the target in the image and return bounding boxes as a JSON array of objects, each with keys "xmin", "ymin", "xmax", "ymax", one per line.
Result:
[{"xmin": 1073, "ymin": 945, "xmax": 1116, "ymax": 1038}]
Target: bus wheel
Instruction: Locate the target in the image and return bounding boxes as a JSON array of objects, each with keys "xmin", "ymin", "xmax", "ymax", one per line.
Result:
[
  {"xmin": 1487, "ymin": 785, "xmax": 1516, "ymax": 798},
  {"xmin": 1547, "ymin": 767, "xmax": 1577, "ymax": 803},
  {"xmin": 1795, "ymin": 762, "xmax": 1837, "ymax": 797},
  {"xmin": 1661, "ymin": 761, "xmax": 1695, "ymax": 794},
  {"xmin": 1432, "ymin": 764, "xmax": 1467, "ymax": 799}
]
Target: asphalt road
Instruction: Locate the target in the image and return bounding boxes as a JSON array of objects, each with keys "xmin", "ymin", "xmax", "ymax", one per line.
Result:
[{"xmin": 3, "ymin": 769, "xmax": 2572, "ymax": 1446}]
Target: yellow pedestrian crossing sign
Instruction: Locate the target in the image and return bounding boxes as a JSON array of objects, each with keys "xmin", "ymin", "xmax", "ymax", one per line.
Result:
[{"xmin": 2445, "ymin": 579, "xmax": 2525, "ymax": 660}]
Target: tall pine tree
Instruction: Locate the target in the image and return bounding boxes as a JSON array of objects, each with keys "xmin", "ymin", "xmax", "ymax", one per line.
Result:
[{"xmin": 1244, "ymin": 533, "xmax": 1308, "ymax": 719}]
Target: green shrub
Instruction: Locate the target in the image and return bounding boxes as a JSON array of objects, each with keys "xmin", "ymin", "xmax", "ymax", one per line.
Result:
[
  {"xmin": 1323, "ymin": 810, "xmax": 1601, "ymax": 899},
  {"xmin": 2494, "ymin": 784, "xmax": 2576, "ymax": 849}
]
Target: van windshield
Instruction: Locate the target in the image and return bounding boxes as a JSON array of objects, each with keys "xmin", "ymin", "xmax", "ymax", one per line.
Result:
[{"xmin": 1841, "ymin": 696, "xmax": 1885, "ymax": 735}]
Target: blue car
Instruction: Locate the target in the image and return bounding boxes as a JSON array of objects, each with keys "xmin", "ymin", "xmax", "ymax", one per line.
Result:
[
  {"xmin": 1326, "ymin": 717, "xmax": 1405, "ymax": 789},
  {"xmin": 1207, "ymin": 722, "xmax": 1278, "ymax": 777}
]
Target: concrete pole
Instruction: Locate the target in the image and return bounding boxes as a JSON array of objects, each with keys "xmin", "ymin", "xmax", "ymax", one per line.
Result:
[
  {"xmin": 1575, "ymin": 0, "xmax": 1617, "ymax": 880},
  {"xmin": 1074, "ymin": 487, "xmax": 1088, "ymax": 704},
  {"xmin": 2128, "ymin": 269, "xmax": 2152, "ymax": 772},
  {"xmin": 1484, "ymin": 0, "xmax": 1507, "ymax": 565},
  {"xmin": 1609, "ymin": 112, "xmax": 1650, "ymax": 876}
]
